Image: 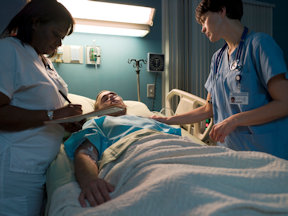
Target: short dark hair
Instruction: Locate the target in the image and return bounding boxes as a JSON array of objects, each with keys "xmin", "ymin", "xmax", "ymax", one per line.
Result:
[
  {"xmin": 4, "ymin": 0, "xmax": 74, "ymax": 44},
  {"xmin": 94, "ymin": 90, "xmax": 116, "ymax": 110},
  {"xmin": 195, "ymin": 0, "xmax": 243, "ymax": 24}
]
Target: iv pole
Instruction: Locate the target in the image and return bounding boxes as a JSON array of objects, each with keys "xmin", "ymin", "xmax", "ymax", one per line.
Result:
[{"xmin": 128, "ymin": 59, "xmax": 147, "ymax": 102}]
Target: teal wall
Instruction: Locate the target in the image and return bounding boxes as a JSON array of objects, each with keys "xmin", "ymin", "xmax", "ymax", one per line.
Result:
[
  {"xmin": 53, "ymin": 0, "xmax": 162, "ymax": 111},
  {"xmin": 2, "ymin": 0, "xmax": 286, "ymax": 111}
]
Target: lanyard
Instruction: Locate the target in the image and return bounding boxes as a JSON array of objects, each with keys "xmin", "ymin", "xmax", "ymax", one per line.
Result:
[{"xmin": 214, "ymin": 26, "xmax": 248, "ymax": 74}]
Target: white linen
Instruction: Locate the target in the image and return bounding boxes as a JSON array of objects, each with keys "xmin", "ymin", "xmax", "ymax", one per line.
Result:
[{"xmin": 48, "ymin": 133, "xmax": 288, "ymax": 216}]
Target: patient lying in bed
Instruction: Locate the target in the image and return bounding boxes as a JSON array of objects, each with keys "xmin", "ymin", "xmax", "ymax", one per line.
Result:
[
  {"xmin": 64, "ymin": 90, "xmax": 181, "ymax": 207},
  {"xmin": 47, "ymin": 91, "xmax": 288, "ymax": 216}
]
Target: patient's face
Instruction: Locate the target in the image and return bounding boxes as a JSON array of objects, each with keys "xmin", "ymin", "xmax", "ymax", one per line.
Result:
[{"xmin": 95, "ymin": 91, "xmax": 127, "ymax": 116}]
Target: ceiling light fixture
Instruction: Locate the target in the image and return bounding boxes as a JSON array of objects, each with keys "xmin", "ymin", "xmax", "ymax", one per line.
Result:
[{"xmin": 58, "ymin": 0, "xmax": 155, "ymax": 37}]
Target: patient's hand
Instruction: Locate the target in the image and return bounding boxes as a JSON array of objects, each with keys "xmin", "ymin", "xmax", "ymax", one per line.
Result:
[
  {"xmin": 74, "ymin": 143, "xmax": 115, "ymax": 207},
  {"xmin": 79, "ymin": 177, "xmax": 115, "ymax": 207}
]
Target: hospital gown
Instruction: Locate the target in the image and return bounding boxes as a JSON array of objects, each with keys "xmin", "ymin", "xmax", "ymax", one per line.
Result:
[{"xmin": 64, "ymin": 115, "xmax": 182, "ymax": 159}]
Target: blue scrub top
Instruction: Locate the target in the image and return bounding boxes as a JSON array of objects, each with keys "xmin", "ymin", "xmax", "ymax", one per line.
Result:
[
  {"xmin": 64, "ymin": 115, "xmax": 182, "ymax": 159},
  {"xmin": 205, "ymin": 31, "xmax": 288, "ymax": 160}
]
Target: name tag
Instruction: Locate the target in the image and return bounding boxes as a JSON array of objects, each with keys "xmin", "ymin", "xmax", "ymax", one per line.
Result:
[{"xmin": 229, "ymin": 92, "xmax": 249, "ymax": 105}]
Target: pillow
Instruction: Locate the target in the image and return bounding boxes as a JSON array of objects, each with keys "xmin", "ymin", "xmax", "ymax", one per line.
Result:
[
  {"xmin": 124, "ymin": 100, "xmax": 153, "ymax": 117},
  {"xmin": 67, "ymin": 93, "xmax": 153, "ymax": 117},
  {"xmin": 67, "ymin": 93, "xmax": 95, "ymax": 114},
  {"xmin": 45, "ymin": 145, "xmax": 75, "ymax": 215}
]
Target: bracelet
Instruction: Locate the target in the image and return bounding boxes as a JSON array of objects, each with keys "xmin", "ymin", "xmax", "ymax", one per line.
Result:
[
  {"xmin": 78, "ymin": 148, "xmax": 99, "ymax": 164},
  {"xmin": 47, "ymin": 110, "xmax": 54, "ymax": 120}
]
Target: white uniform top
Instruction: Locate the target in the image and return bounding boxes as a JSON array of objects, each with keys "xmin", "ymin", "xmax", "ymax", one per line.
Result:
[{"xmin": 0, "ymin": 37, "xmax": 67, "ymax": 174}]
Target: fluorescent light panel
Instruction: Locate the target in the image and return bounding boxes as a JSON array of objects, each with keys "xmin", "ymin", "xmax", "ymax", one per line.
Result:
[{"xmin": 58, "ymin": 0, "xmax": 155, "ymax": 37}]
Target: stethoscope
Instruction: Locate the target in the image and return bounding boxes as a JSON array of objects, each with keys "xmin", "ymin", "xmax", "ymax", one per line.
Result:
[
  {"xmin": 41, "ymin": 55, "xmax": 54, "ymax": 71},
  {"xmin": 214, "ymin": 26, "xmax": 248, "ymax": 85},
  {"xmin": 45, "ymin": 63, "xmax": 54, "ymax": 71}
]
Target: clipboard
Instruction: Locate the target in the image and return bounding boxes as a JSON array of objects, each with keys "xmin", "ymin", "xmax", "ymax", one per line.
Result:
[{"xmin": 44, "ymin": 106, "xmax": 125, "ymax": 124}]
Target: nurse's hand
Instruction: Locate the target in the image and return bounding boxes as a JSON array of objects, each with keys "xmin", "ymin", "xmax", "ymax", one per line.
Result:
[
  {"xmin": 53, "ymin": 104, "xmax": 83, "ymax": 119},
  {"xmin": 150, "ymin": 115, "xmax": 171, "ymax": 124},
  {"xmin": 60, "ymin": 118, "xmax": 86, "ymax": 133},
  {"xmin": 53, "ymin": 104, "xmax": 83, "ymax": 132},
  {"xmin": 209, "ymin": 118, "xmax": 237, "ymax": 143}
]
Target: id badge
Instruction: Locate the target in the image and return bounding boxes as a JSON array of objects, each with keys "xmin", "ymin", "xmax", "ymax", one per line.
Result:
[{"xmin": 229, "ymin": 92, "xmax": 249, "ymax": 105}]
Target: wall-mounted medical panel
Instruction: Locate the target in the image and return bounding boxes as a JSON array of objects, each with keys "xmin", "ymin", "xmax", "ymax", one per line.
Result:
[
  {"xmin": 86, "ymin": 46, "xmax": 101, "ymax": 65},
  {"xmin": 51, "ymin": 45, "xmax": 84, "ymax": 64}
]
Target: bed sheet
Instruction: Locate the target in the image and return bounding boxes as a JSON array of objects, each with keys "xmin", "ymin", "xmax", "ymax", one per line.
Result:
[
  {"xmin": 47, "ymin": 130, "xmax": 288, "ymax": 216},
  {"xmin": 45, "ymin": 94, "xmax": 205, "ymax": 215}
]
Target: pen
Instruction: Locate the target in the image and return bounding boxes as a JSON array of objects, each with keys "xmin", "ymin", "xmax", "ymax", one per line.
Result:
[{"xmin": 58, "ymin": 90, "xmax": 72, "ymax": 104}]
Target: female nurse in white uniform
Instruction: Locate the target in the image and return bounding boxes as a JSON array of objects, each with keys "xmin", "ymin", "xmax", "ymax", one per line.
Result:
[
  {"xmin": 0, "ymin": 1, "xmax": 82, "ymax": 215},
  {"xmin": 152, "ymin": 0, "xmax": 288, "ymax": 160}
]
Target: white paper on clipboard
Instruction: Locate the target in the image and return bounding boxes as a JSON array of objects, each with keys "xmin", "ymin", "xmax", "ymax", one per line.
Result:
[{"xmin": 44, "ymin": 106, "xmax": 124, "ymax": 124}]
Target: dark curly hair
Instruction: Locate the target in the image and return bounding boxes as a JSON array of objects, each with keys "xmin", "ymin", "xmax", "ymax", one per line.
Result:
[
  {"xmin": 4, "ymin": 0, "xmax": 74, "ymax": 45},
  {"xmin": 195, "ymin": 0, "xmax": 243, "ymax": 24}
]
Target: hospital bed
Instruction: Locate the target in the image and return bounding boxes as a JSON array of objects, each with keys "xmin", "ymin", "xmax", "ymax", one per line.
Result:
[
  {"xmin": 44, "ymin": 89, "xmax": 288, "ymax": 216},
  {"xmin": 162, "ymin": 89, "xmax": 214, "ymax": 145}
]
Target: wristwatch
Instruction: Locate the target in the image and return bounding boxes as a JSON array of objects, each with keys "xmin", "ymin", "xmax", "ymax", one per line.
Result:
[{"xmin": 47, "ymin": 110, "xmax": 54, "ymax": 120}]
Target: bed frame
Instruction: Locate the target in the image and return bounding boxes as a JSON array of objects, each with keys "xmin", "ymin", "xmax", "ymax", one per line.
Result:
[{"xmin": 164, "ymin": 89, "xmax": 214, "ymax": 145}]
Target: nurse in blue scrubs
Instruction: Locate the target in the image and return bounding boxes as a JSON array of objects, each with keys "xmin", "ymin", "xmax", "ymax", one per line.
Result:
[{"xmin": 152, "ymin": 0, "xmax": 288, "ymax": 160}]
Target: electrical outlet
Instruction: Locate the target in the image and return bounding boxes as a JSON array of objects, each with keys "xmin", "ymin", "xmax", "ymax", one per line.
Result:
[{"xmin": 147, "ymin": 84, "xmax": 155, "ymax": 98}]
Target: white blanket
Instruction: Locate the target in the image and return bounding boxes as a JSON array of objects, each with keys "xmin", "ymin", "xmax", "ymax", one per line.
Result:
[{"xmin": 48, "ymin": 133, "xmax": 288, "ymax": 216}]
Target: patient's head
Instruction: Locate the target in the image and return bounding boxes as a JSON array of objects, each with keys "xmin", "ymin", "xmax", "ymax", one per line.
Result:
[{"xmin": 94, "ymin": 90, "xmax": 127, "ymax": 116}]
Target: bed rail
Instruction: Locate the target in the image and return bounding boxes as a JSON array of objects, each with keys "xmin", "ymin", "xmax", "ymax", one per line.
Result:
[{"xmin": 165, "ymin": 89, "xmax": 214, "ymax": 145}]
